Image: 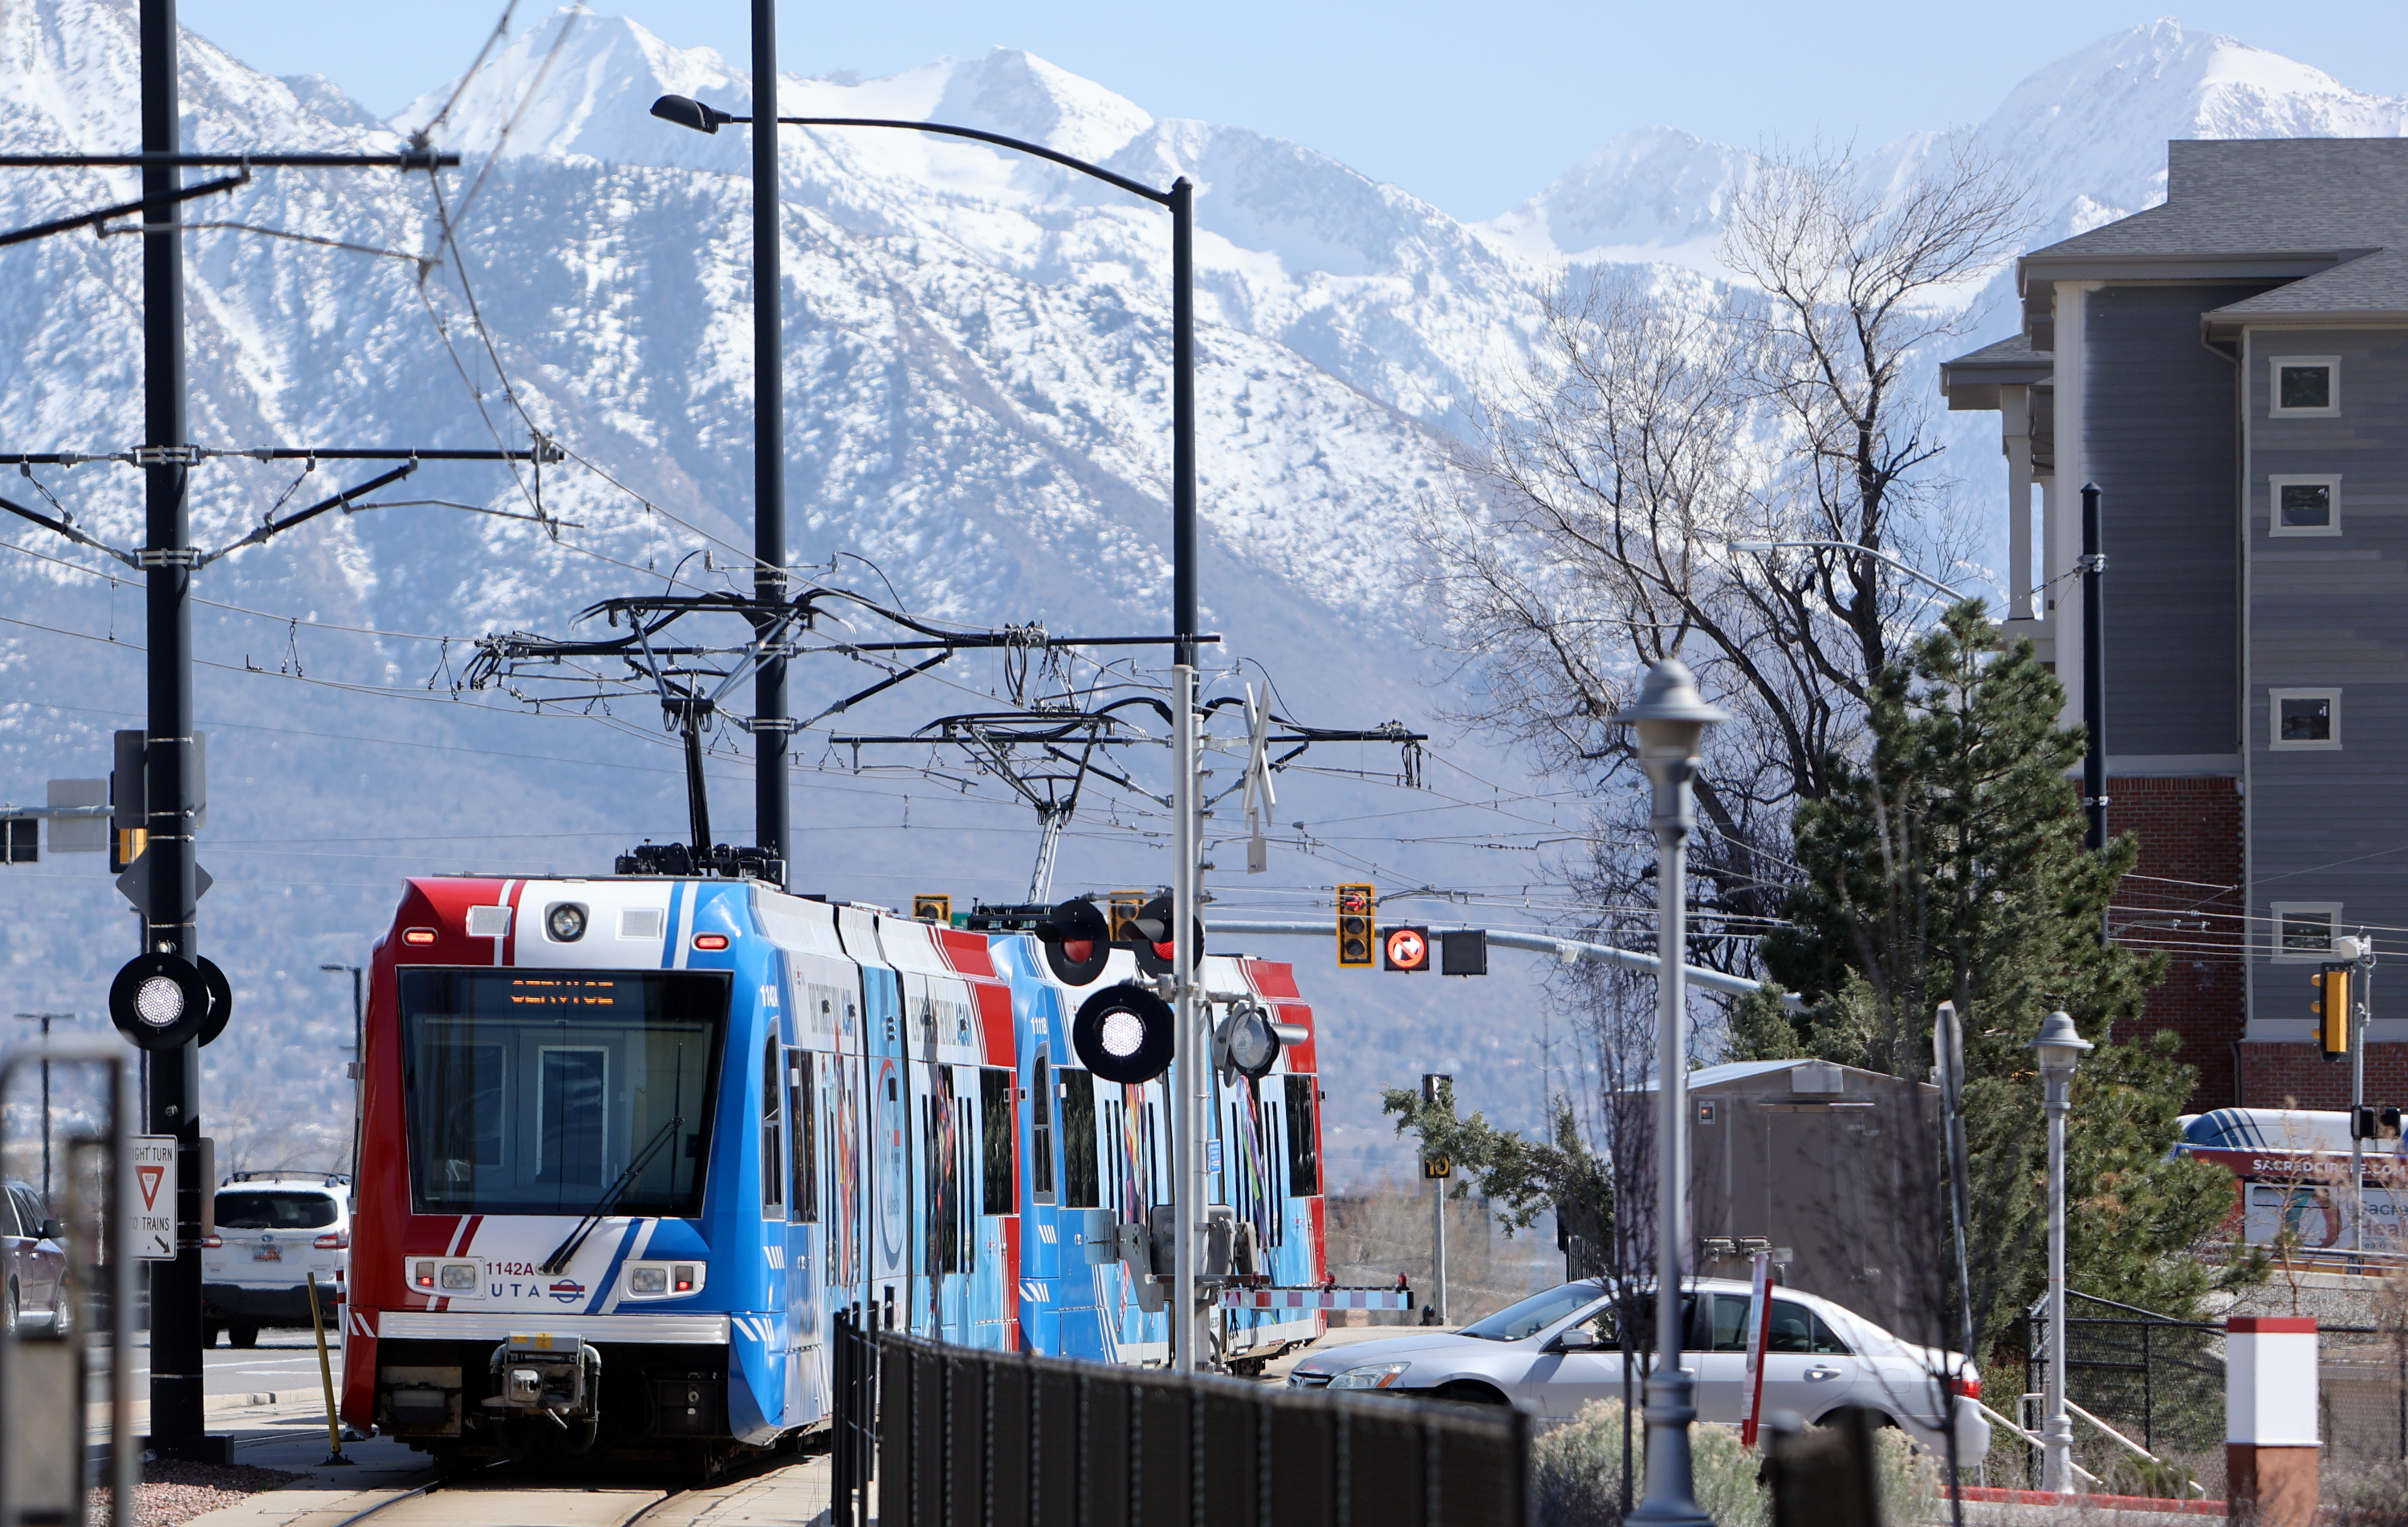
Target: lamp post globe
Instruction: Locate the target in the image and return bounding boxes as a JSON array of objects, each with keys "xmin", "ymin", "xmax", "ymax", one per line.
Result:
[
  {"xmin": 1613, "ymin": 657, "xmax": 1727, "ymax": 1527},
  {"xmin": 2028, "ymin": 1010, "xmax": 2090, "ymax": 1492}
]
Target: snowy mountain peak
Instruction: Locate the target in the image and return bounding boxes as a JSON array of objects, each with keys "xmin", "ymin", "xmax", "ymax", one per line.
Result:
[{"xmin": 1478, "ymin": 125, "xmax": 1751, "ymax": 271}]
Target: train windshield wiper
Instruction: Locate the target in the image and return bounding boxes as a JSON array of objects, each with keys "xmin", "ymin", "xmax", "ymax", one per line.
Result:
[{"xmin": 538, "ymin": 1111, "xmax": 684, "ymax": 1276}]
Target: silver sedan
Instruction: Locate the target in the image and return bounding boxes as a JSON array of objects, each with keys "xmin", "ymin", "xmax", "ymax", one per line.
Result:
[{"xmin": 1287, "ymin": 1277, "xmax": 1989, "ymax": 1461}]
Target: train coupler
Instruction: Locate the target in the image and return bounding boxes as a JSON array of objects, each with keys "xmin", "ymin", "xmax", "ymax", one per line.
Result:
[{"xmin": 484, "ymin": 1332, "xmax": 602, "ymax": 1420}]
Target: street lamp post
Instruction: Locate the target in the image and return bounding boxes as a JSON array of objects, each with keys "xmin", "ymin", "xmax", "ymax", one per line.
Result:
[
  {"xmin": 318, "ymin": 964, "xmax": 364, "ymax": 1179},
  {"xmin": 10, "ymin": 1012, "xmax": 76, "ymax": 1203},
  {"xmin": 1614, "ymin": 658, "xmax": 1728, "ymax": 1527},
  {"xmin": 2028, "ymin": 1010, "xmax": 2093, "ymax": 1495},
  {"xmin": 652, "ymin": 79, "xmax": 1210, "ymax": 1370}
]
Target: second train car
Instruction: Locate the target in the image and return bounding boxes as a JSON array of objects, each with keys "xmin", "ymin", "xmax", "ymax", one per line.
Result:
[{"xmin": 340, "ymin": 873, "xmax": 1332, "ymax": 1465}]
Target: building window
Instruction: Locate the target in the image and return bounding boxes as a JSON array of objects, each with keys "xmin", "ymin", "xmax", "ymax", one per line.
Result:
[
  {"xmin": 2268, "ymin": 688, "xmax": 2341, "ymax": 751},
  {"xmin": 2268, "ymin": 475, "xmax": 2341, "ymax": 537},
  {"xmin": 2269, "ymin": 356, "xmax": 2340, "ymax": 417},
  {"xmin": 2270, "ymin": 902, "xmax": 2343, "ymax": 963}
]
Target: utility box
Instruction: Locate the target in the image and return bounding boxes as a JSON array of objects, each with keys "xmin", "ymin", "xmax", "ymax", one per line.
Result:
[{"xmin": 1670, "ymin": 1059, "xmax": 1940, "ymax": 1342}]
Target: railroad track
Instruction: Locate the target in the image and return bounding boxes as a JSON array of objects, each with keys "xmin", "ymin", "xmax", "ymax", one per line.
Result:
[{"xmin": 321, "ymin": 1448, "xmax": 830, "ymax": 1527}]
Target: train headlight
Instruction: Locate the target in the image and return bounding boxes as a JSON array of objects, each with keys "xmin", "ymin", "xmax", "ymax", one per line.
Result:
[
  {"xmin": 624, "ymin": 1260, "xmax": 706, "ymax": 1300},
  {"xmin": 440, "ymin": 1264, "xmax": 477, "ymax": 1292},
  {"xmin": 545, "ymin": 902, "xmax": 588, "ymax": 943}
]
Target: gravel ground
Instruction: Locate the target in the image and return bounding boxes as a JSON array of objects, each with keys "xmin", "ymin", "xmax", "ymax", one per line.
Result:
[{"xmin": 87, "ymin": 1459, "xmax": 305, "ymax": 1527}]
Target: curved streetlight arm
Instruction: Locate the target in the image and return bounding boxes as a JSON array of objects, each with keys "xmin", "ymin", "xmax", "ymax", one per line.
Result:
[
  {"xmin": 1729, "ymin": 538, "xmax": 1970, "ymax": 601},
  {"xmin": 650, "ymin": 96, "xmax": 1173, "ymax": 206},
  {"xmin": 773, "ymin": 116, "xmax": 1173, "ymax": 206}
]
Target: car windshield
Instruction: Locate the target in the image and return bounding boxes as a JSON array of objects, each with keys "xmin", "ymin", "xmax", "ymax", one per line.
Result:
[
  {"xmin": 1460, "ymin": 1281, "xmax": 1607, "ymax": 1342},
  {"xmin": 398, "ymin": 968, "xmax": 727, "ymax": 1217},
  {"xmin": 215, "ymin": 1191, "xmax": 338, "ymax": 1230}
]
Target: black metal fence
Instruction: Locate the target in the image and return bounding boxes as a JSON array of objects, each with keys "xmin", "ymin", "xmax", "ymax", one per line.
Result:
[{"xmin": 830, "ymin": 1307, "xmax": 1531, "ymax": 1527}]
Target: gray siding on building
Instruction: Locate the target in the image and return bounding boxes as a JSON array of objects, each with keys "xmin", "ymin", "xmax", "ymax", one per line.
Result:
[
  {"xmin": 2246, "ymin": 326, "xmax": 2408, "ymax": 1025},
  {"xmin": 2085, "ymin": 284, "xmax": 2265, "ymax": 759}
]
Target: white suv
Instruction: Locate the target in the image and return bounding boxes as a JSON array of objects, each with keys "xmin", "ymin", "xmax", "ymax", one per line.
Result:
[{"xmin": 199, "ymin": 1174, "xmax": 351, "ymax": 1348}]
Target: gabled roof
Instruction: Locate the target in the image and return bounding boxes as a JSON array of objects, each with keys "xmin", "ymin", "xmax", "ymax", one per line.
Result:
[
  {"xmin": 2204, "ymin": 244, "xmax": 2408, "ymax": 330},
  {"xmin": 2027, "ymin": 139, "xmax": 2408, "ymax": 270}
]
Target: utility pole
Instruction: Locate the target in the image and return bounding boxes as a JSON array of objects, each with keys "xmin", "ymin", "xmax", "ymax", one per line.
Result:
[
  {"xmin": 10, "ymin": 1013, "xmax": 76, "ymax": 1203},
  {"xmin": 748, "ymin": 0, "xmax": 790, "ymax": 885},
  {"xmin": 2341, "ymin": 937, "xmax": 2375, "ymax": 1252},
  {"xmin": 1423, "ymin": 1073, "xmax": 1452, "ymax": 1325},
  {"xmin": 1170, "ymin": 663, "xmax": 1201, "ymax": 1371},
  {"xmin": 140, "ymin": 0, "xmax": 215, "ymax": 1464}
]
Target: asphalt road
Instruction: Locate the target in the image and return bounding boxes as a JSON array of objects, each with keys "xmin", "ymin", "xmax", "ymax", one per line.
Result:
[{"xmin": 88, "ymin": 1329, "xmax": 344, "ymax": 1406}]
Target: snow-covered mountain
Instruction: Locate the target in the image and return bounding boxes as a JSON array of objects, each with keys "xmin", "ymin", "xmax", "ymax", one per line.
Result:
[{"xmin": 6, "ymin": 4, "xmax": 2407, "ymax": 1183}]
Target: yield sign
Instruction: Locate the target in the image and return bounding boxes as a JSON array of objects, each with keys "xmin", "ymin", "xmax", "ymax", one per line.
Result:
[{"xmin": 132, "ymin": 1134, "xmax": 177, "ymax": 1260}]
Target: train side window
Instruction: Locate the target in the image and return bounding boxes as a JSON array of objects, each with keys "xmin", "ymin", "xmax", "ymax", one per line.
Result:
[
  {"xmin": 1060, "ymin": 1069, "xmax": 1100, "ymax": 1208},
  {"xmin": 1030, "ymin": 1051, "xmax": 1056, "ymax": 1204},
  {"xmin": 980, "ymin": 1068, "xmax": 1015, "ymax": 1215},
  {"xmin": 760, "ymin": 1036, "xmax": 785, "ymax": 1217},
  {"xmin": 1283, "ymin": 1075, "xmax": 1320, "ymax": 1197},
  {"xmin": 787, "ymin": 1049, "xmax": 817, "ymax": 1223}
]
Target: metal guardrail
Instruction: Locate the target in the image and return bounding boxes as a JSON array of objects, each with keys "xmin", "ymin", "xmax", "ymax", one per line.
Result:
[{"xmin": 831, "ymin": 1309, "xmax": 1531, "ymax": 1527}]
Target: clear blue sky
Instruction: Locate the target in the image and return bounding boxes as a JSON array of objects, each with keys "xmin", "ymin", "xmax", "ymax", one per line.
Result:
[{"xmin": 180, "ymin": 2, "xmax": 2408, "ymax": 221}]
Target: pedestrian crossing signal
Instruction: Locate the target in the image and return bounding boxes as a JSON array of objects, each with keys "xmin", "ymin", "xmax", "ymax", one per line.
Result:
[
  {"xmin": 2312, "ymin": 964, "xmax": 2353, "ymax": 1061},
  {"xmin": 1336, "ymin": 884, "xmax": 1375, "ymax": 967}
]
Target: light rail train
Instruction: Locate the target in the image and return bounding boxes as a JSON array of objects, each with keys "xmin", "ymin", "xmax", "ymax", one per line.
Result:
[{"xmin": 340, "ymin": 873, "xmax": 1335, "ymax": 1467}]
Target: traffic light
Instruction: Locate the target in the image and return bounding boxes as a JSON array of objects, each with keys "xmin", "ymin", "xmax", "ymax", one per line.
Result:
[
  {"xmin": 2, "ymin": 818, "xmax": 33, "ymax": 864},
  {"xmin": 1384, "ymin": 926, "xmax": 1431, "ymax": 972},
  {"xmin": 1336, "ymin": 884, "xmax": 1375, "ymax": 967},
  {"xmin": 2312, "ymin": 963, "xmax": 2353, "ymax": 1061},
  {"xmin": 913, "ymin": 893, "xmax": 952, "ymax": 924}
]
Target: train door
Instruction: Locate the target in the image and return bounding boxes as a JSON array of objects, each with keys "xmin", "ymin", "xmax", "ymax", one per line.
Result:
[
  {"xmin": 976, "ymin": 1061, "xmax": 1017, "ymax": 1350},
  {"xmin": 837, "ymin": 907, "xmax": 909, "ymax": 1333},
  {"xmin": 1022, "ymin": 1042, "xmax": 1061, "ymax": 1350}
]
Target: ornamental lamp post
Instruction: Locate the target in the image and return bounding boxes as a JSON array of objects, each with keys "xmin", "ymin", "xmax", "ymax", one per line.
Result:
[
  {"xmin": 2028, "ymin": 1009, "xmax": 2093, "ymax": 1494},
  {"xmin": 1615, "ymin": 658, "xmax": 1728, "ymax": 1527}
]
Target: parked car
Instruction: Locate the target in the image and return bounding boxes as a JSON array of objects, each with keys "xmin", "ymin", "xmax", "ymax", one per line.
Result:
[
  {"xmin": 1288, "ymin": 1277, "xmax": 1989, "ymax": 1460},
  {"xmin": 0, "ymin": 1180, "xmax": 67, "ymax": 1335},
  {"xmin": 200, "ymin": 1174, "xmax": 349, "ymax": 1348}
]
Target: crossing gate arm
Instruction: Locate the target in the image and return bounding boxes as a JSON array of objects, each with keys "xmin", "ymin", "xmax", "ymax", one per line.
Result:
[
  {"xmin": 1204, "ymin": 920, "xmax": 1804, "ymax": 1009},
  {"xmin": 1219, "ymin": 1285, "xmax": 1418, "ymax": 1311}
]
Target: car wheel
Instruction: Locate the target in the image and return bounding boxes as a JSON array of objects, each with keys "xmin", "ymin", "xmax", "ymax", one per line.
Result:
[
  {"xmin": 1430, "ymin": 1380, "xmax": 1510, "ymax": 1407},
  {"xmin": 50, "ymin": 1283, "xmax": 71, "ymax": 1339},
  {"xmin": 3, "ymin": 1282, "xmax": 16, "ymax": 1337},
  {"xmin": 229, "ymin": 1321, "xmax": 260, "ymax": 1350}
]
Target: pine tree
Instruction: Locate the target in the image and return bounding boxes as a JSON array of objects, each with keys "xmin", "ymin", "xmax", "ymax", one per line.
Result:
[{"xmin": 1731, "ymin": 601, "xmax": 2249, "ymax": 1350}]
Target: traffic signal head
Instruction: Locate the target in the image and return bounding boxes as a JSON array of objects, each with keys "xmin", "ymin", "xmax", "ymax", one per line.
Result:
[
  {"xmin": 1336, "ymin": 884, "xmax": 1375, "ymax": 967},
  {"xmin": 913, "ymin": 893, "xmax": 952, "ymax": 924},
  {"xmin": 1383, "ymin": 925, "xmax": 1431, "ymax": 972},
  {"xmin": 2312, "ymin": 964, "xmax": 2353, "ymax": 1061}
]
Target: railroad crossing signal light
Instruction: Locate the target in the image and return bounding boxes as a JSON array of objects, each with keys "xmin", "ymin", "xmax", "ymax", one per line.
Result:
[
  {"xmin": 1336, "ymin": 884, "xmax": 1375, "ymax": 967},
  {"xmin": 1384, "ymin": 926, "xmax": 1431, "ymax": 972},
  {"xmin": 2312, "ymin": 963, "xmax": 2353, "ymax": 1061},
  {"xmin": 913, "ymin": 894, "xmax": 952, "ymax": 924}
]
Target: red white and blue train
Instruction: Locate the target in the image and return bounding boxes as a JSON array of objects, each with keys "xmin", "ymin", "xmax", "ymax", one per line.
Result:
[{"xmin": 340, "ymin": 873, "xmax": 1338, "ymax": 1466}]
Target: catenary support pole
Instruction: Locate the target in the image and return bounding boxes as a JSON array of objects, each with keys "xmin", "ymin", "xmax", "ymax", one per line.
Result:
[
  {"xmin": 1170, "ymin": 179, "xmax": 1196, "ymax": 670},
  {"xmin": 750, "ymin": 0, "xmax": 790, "ymax": 882},
  {"xmin": 140, "ymin": 0, "xmax": 212, "ymax": 1462},
  {"xmin": 1433, "ymin": 1171, "xmax": 1448, "ymax": 1323},
  {"xmin": 2081, "ymin": 483, "xmax": 2106, "ymax": 857},
  {"xmin": 1171, "ymin": 664, "xmax": 1199, "ymax": 1370}
]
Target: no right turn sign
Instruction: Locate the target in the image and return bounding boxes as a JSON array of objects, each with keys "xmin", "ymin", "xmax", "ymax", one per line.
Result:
[{"xmin": 132, "ymin": 1135, "xmax": 177, "ymax": 1260}]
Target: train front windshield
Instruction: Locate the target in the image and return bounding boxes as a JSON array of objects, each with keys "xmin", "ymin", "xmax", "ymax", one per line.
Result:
[{"xmin": 397, "ymin": 969, "xmax": 727, "ymax": 1217}]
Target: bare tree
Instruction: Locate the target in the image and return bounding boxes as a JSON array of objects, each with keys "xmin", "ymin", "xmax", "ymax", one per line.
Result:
[{"xmin": 1422, "ymin": 141, "xmax": 2032, "ymax": 974}]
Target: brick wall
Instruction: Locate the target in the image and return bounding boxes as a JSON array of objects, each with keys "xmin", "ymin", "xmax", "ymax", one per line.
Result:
[
  {"xmin": 2106, "ymin": 776, "xmax": 2245, "ymax": 1113},
  {"xmin": 2235, "ymin": 1043, "xmax": 2408, "ymax": 1111}
]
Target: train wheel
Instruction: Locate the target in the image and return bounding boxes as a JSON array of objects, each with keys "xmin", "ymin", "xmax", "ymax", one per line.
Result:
[{"xmin": 228, "ymin": 1321, "xmax": 259, "ymax": 1349}]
